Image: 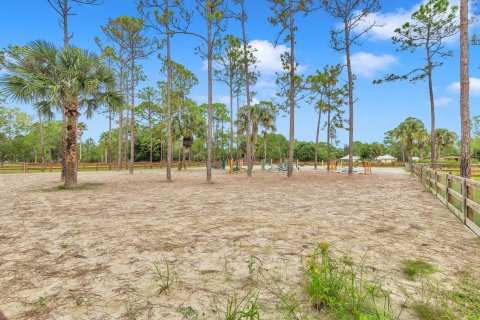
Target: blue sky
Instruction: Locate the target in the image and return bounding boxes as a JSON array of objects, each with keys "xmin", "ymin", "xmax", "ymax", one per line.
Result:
[{"xmin": 1, "ymin": 0, "xmax": 479, "ymax": 147}]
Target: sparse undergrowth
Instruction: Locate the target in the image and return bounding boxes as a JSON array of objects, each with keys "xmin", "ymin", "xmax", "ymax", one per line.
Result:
[
  {"xmin": 303, "ymin": 243, "xmax": 398, "ymax": 320},
  {"xmin": 401, "ymin": 259, "xmax": 436, "ymax": 281}
]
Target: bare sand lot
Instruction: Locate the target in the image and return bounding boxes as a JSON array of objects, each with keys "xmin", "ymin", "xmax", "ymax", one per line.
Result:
[{"xmin": 0, "ymin": 168, "xmax": 479, "ymax": 319}]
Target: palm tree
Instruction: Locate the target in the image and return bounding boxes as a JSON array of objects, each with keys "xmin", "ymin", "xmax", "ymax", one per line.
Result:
[
  {"xmin": 174, "ymin": 99, "xmax": 206, "ymax": 171},
  {"xmin": 435, "ymin": 129, "xmax": 457, "ymax": 161},
  {"xmin": 1, "ymin": 40, "xmax": 122, "ymax": 188},
  {"xmin": 258, "ymin": 102, "xmax": 277, "ymax": 162},
  {"xmin": 416, "ymin": 130, "xmax": 430, "ymax": 161},
  {"xmin": 395, "ymin": 117, "xmax": 426, "ymax": 170}
]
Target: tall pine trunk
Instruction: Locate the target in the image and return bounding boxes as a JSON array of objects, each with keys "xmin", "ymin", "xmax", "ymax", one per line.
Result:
[
  {"xmin": 206, "ymin": 4, "xmax": 213, "ymax": 182},
  {"xmin": 287, "ymin": 0, "xmax": 295, "ymax": 178},
  {"xmin": 240, "ymin": 0, "xmax": 252, "ymax": 177},
  {"xmin": 460, "ymin": 0, "xmax": 470, "ymax": 178},
  {"xmin": 345, "ymin": 22, "xmax": 354, "ymax": 175},
  {"xmin": 314, "ymin": 106, "xmax": 321, "ymax": 170},
  {"xmin": 129, "ymin": 58, "xmax": 135, "ymax": 174},
  {"xmin": 426, "ymin": 40, "xmax": 436, "ymax": 169},
  {"xmin": 166, "ymin": 1, "xmax": 173, "ymax": 182},
  {"xmin": 229, "ymin": 71, "xmax": 234, "ymax": 162},
  {"xmin": 327, "ymin": 107, "xmax": 331, "ymax": 172}
]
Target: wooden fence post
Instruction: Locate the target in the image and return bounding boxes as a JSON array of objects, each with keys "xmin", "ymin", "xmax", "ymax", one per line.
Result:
[
  {"xmin": 461, "ymin": 178, "xmax": 467, "ymax": 223},
  {"xmin": 445, "ymin": 174, "xmax": 449, "ymax": 208}
]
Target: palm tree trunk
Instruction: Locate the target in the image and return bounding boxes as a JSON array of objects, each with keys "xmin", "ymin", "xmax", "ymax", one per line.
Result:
[
  {"xmin": 314, "ymin": 107, "xmax": 322, "ymax": 170},
  {"xmin": 460, "ymin": 0, "xmax": 470, "ymax": 178},
  {"xmin": 38, "ymin": 108, "xmax": 45, "ymax": 171},
  {"xmin": 65, "ymin": 106, "xmax": 79, "ymax": 188}
]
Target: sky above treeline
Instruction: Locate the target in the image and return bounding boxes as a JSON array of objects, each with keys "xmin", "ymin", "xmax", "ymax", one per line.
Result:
[{"xmin": 1, "ymin": 0, "xmax": 479, "ymax": 147}]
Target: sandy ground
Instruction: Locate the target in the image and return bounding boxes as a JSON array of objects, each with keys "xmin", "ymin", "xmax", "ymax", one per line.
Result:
[{"xmin": 0, "ymin": 167, "xmax": 479, "ymax": 319}]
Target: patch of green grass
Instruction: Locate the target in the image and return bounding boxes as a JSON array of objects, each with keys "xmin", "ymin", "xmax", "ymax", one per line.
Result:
[
  {"xmin": 59, "ymin": 242, "xmax": 69, "ymax": 249},
  {"xmin": 38, "ymin": 296, "xmax": 47, "ymax": 307},
  {"xmin": 304, "ymin": 242, "xmax": 397, "ymax": 319},
  {"xmin": 401, "ymin": 259, "xmax": 436, "ymax": 281},
  {"xmin": 413, "ymin": 302, "xmax": 450, "ymax": 320},
  {"xmin": 176, "ymin": 305, "xmax": 198, "ymax": 319}
]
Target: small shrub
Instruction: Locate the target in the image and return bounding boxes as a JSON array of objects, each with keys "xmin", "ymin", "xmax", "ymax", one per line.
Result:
[{"xmin": 401, "ymin": 259, "xmax": 436, "ymax": 281}]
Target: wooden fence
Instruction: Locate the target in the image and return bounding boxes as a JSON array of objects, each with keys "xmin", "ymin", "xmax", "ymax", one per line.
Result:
[
  {"xmin": 412, "ymin": 164, "xmax": 480, "ymax": 236},
  {"xmin": 0, "ymin": 161, "xmax": 206, "ymax": 173}
]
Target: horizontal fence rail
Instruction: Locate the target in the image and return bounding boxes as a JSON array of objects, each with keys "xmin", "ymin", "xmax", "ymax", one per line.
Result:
[
  {"xmin": 0, "ymin": 161, "xmax": 207, "ymax": 173},
  {"xmin": 412, "ymin": 164, "xmax": 480, "ymax": 237}
]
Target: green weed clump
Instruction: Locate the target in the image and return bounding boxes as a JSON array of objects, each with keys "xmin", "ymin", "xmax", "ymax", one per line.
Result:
[
  {"xmin": 304, "ymin": 242, "xmax": 396, "ymax": 320},
  {"xmin": 401, "ymin": 259, "xmax": 436, "ymax": 281},
  {"xmin": 224, "ymin": 290, "xmax": 260, "ymax": 320},
  {"xmin": 153, "ymin": 258, "xmax": 177, "ymax": 295}
]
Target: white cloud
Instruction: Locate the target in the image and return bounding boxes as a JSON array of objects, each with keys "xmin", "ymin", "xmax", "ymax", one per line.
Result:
[
  {"xmin": 192, "ymin": 95, "xmax": 231, "ymax": 105},
  {"xmin": 447, "ymin": 77, "xmax": 480, "ymax": 96},
  {"xmin": 249, "ymin": 39, "xmax": 306, "ymax": 75},
  {"xmin": 362, "ymin": 0, "xmax": 471, "ymax": 42},
  {"xmin": 435, "ymin": 97, "xmax": 452, "ymax": 107},
  {"xmin": 348, "ymin": 52, "xmax": 398, "ymax": 77}
]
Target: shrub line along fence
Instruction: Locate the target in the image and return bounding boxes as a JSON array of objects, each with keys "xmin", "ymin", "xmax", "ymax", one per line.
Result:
[{"xmin": 412, "ymin": 164, "xmax": 480, "ymax": 237}]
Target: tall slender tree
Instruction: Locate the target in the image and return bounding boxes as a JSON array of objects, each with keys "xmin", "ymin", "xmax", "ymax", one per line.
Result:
[
  {"xmin": 138, "ymin": 0, "xmax": 190, "ymax": 181},
  {"xmin": 101, "ymin": 16, "xmax": 154, "ymax": 174},
  {"xmin": 322, "ymin": 0, "xmax": 380, "ymax": 175},
  {"xmin": 307, "ymin": 64, "xmax": 347, "ymax": 172},
  {"xmin": 375, "ymin": 0, "xmax": 459, "ymax": 169},
  {"xmin": 214, "ymin": 35, "xmax": 243, "ymax": 165},
  {"xmin": 268, "ymin": 0, "xmax": 312, "ymax": 178},
  {"xmin": 460, "ymin": 0, "xmax": 471, "ymax": 177},
  {"xmin": 137, "ymin": 87, "xmax": 161, "ymax": 164}
]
